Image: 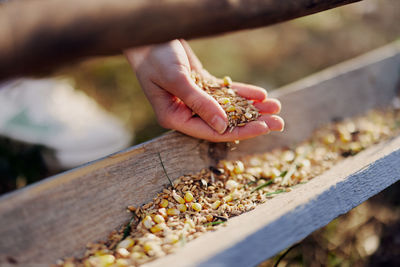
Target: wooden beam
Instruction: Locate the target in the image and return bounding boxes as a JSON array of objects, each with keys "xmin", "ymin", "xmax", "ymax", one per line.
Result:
[
  {"xmin": 0, "ymin": 42, "xmax": 398, "ymax": 265},
  {"xmin": 0, "ymin": 0, "xmax": 361, "ymax": 80}
]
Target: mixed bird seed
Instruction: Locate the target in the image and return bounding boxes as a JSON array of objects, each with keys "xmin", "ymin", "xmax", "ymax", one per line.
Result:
[
  {"xmin": 191, "ymin": 72, "xmax": 260, "ymax": 132},
  {"xmin": 58, "ymin": 107, "xmax": 400, "ymax": 267}
]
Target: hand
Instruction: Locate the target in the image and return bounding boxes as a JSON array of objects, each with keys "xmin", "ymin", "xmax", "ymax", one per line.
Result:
[{"xmin": 124, "ymin": 39, "xmax": 284, "ymax": 142}]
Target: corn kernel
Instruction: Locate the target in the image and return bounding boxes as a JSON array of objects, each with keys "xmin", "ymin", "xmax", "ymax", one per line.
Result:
[
  {"xmin": 226, "ymin": 105, "xmax": 236, "ymax": 112},
  {"xmin": 159, "ymin": 199, "xmax": 169, "ymax": 208},
  {"xmin": 223, "ymin": 76, "xmax": 232, "ymax": 87},
  {"xmin": 98, "ymin": 255, "xmax": 115, "ymax": 266},
  {"xmin": 117, "ymin": 237, "xmax": 134, "ymax": 249},
  {"xmin": 116, "ymin": 259, "xmax": 129, "ymax": 267},
  {"xmin": 233, "ymin": 161, "xmax": 245, "ymax": 174},
  {"xmin": 271, "ymin": 168, "xmax": 281, "ymax": 178},
  {"xmin": 158, "ymin": 208, "xmax": 167, "ymax": 218},
  {"xmin": 225, "ymin": 180, "xmax": 238, "ymax": 190},
  {"xmin": 130, "ymin": 252, "xmax": 144, "ymax": 260},
  {"xmin": 116, "ymin": 248, "xmax": 130, "ymax": 257},
  {"xmin": 206, "ymin": 214, "xmax": 214, "ymax": 222},
  {"xmin": 322, "ymin": 133, "xmax": 336, "ymax": 145},
  {"xmin": 244, "ymin": 112, "xmax": 253, "ymax": 119},
  {"xmin": 184, "ymin": 191, "xmax": 194, "ymax": 202},
  {"xmin": 219, "ymin": 97, "xmax": 231, "ymax": 105},
  {"xmin": 150, "ymin": 223, "xmax": 166, "ymax": 233},
  {"xmin": 211, "ymin": 200, "xmax": 221, "ymax": 209},
  {"xmin": 142, "ymin": 215, "xmax": 154, "ymax": 229},
  {"xmin": 167, "ymin": 208, "xmax": 180, "ymax": 216},
  {"xmin": 192, "ymin": 203, "xmax": 202, "ymax": 211},
  {"xmin": 172, "ymin": 190, "xmax": 185, "ymax": 204},
  {"xmin": 223, "ymin": 194, "xmax": 233, "ymax": 203},
  {"xmin": 143, "ymin": 242, "xmax": 153, "ymax": 253},
  {"xmin": 177, "ymin": 204, "xmax": 187, "ymax": 212},
  {"xmin": 153, "ymin": 214, "xmax": 165, "ymax": 224},
  {"xmin": 184, "ymin": 218, "xmax": 196, "ymax": 228},
  {"xmin": 165, "ymin": 234, "xmax": 179, "ymax": 244}
]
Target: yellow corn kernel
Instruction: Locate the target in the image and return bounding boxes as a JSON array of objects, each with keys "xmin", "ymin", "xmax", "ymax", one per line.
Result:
[
  {"xmin": 167, "ymin": 208, "xmax": 180, "ymax": 216},
  {"xmin": 130, "ymin": 252, "xmax": 144, "ymax": 260},
  {"xmin": 150, "ymin": 223, "xmax": 166, "ymax": 233},
  {"xmin": 142, "ymin": 215, "xmax": 154, "ymax": 229},
  {"xmin": 172, "ymin": 190, "xmax": 185, "ymax": 204},
  {"xmin": 219, "ymin": 97, "xmax": 231, "ymax": 105},
  {"xmin": 233, "ymin": 161, "xmax": 245, "ymax": 174},
  {"xmin": 206, "ymin": 214, "xmax": 214, "ymax": 222},
  {"xmin": 116, "ymin": 259, "xmax": 130, "ymax": 267},
  {"xmin": 184, "ymin": 218, "xmax": 196, "ymax": 228},
  {"xmin": 153, "ymin": 214, "xmax": 165, "ymax": 224},
  {"xmin": 117, "ymin": 237, "xmax": 134, "ymax": 249},
  {"xmin": 339, "ymin": 131, "xmax": 351, "ymax": 143},
  {"xmin": 158, "ymin": 208, "xmax": 167, "ymax": 218},
  {"xmin": 223, "ymin": 194, "xmax": 233, "ymax": 203},
  {"xmin": 143, "ymin": 242, "xmax": 153, "ymax": 253},
  {"xmin": 322, "ymin": 133, "xmax": 336, "ymax": 145},
  {"xmin": 159, "ymin": 199, "xmax": 169, "ymax": 208},
  {"xmin": 177, "ymin": 204, "xmax": 187, "ymax": 212},
  {"xmin": 165, "ymin": 234, "xmax": 179, "ymax": 244},
  {"xmin": 237, "ymin": 204, "xmax": 244, "ymax": 209},
  {"xmin": 223, "ymin": 76, "xmax": 232, "ymax": 87},
  {"xmin": 222, "ymin": 161, "xmax": 234, "ymax": 172},
  {"xmin": 226, "ymin": 105, "xmax": 236, "ymax": 112},
  {"xmin": 98, "ymin": 255, "xmax": 115, "ymax": 266},
  {"xmin": 211, "ymin": 200, "xmax": 221, "ymax": 209},
  {"xmin": 271, "ymin": 168, "xmax": 281, "ymax": 178},
  {"xmin": 116, "ymin": 248, "xmax": 130, "ymax": 257},
  {"xmin": 192, "ymin": 202, "xmax": 202, "ymax": 212},
  {"xmin": 184, "ymin": 191, "xmax": 194, "ymax": 202}
]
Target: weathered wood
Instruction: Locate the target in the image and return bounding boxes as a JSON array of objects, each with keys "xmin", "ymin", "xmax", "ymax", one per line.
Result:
[
  {"xmin": 146, "ymin": 135, "xmax": 400, "ymax": 267},
  {"xmin": 0, "ymin": 0, "xmax": 361, "ymax": 80},
  {"xmin": 0, "ymin": 42, "xmax": 398, "ymax": 265}
]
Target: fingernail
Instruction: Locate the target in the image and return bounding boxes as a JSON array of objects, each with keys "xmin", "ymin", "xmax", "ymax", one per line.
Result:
[{"xmin": 211, "ymin": 115, "xmax": 227, "ymax": 134}]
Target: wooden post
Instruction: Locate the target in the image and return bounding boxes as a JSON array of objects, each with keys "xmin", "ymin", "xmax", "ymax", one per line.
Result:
[{"xmin": 0, "ymin": 0, "xmax": 361, "ymax": 80}]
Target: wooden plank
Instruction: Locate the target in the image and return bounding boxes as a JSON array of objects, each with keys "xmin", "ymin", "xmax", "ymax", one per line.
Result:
[
  {"xmin": 0, "ymin": 42, "xmax": 398, "ymax": 265},
  {"xmin": 0, "ymin": 0, "xmax": 360, "ymax": 80},
  {"xmin": 145, "ymin": 134, "xmax": 400, "ymax": 267}
]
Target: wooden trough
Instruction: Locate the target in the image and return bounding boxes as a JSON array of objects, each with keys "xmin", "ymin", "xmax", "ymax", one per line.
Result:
[{"xmin": 0, "ymin": 42, "xmax": 399, "ymax": 266}]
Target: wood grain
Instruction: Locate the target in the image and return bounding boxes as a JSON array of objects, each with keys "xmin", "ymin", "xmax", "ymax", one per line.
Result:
[
  {"xmin": 0, "ymin": 0, "xmax": 360, "ymax": 80},
  {"xmin": 146, "ymin": 134, "xmax": 400, "ymax": 267},
  {"xmin": 0, "ymin": 42, "xmax": 398, "ymax": 265}
]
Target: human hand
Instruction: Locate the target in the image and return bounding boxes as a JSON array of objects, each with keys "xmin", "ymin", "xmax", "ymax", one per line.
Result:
[{"xmin": 125, "ymin": 39, "xmax": 283, "ymax": 142}]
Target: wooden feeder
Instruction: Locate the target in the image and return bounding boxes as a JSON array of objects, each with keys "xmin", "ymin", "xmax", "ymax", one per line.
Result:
[{"xmin": 0, "ymin": 42, "xmax": 399, "ymax": 266}]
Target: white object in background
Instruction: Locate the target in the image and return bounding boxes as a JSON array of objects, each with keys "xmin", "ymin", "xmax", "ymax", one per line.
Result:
[{"xmin": 0, "ymin": 78, "xmax": 132, "ymax": 168}]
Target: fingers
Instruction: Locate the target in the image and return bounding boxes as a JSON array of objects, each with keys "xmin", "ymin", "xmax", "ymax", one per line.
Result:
[
  {"xmin": 254, "ymin": 98, "xmax": 281, "ymax": 114},
  {"xmin": 231, "ymin": 82, "xmax": 268, "ymax": 101},
  {"xmin": 171, "ymin": 114, "xmax": 284, "ymax": 142}
]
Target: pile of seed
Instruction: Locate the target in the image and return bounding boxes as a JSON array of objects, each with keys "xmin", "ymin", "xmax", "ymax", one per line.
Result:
[
  {"xmin": 57, "ymin": 108, "xmax": 400, "ymax": 267},
  {"xmin": 191, "ymin": 72, "xmax": 260, "ymax": 132}
]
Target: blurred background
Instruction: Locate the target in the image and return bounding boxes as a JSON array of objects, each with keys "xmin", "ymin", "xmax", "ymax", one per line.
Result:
[{"xmin": 0, "ymin": 0, "xmax": 399, "ymax": 265}]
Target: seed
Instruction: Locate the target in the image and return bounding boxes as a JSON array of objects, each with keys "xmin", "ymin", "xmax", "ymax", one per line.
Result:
[
  {"xmin": 223, "ymin": 76, "xmax": 232, "ymax": 87},
  {"xmin": 116, "ymin": 259, "xmax": 130, "ymax": 267},
  {"xmin": 223, "ymin": 194, "xmax": 233, "ymax": 203},
  {"xmin": 219, "ymin": 97, "xmax": 230, "ymax": 105},
  {"xmin": 158, "ymin": 208, "xmax": 167, "ymax": 218},
  {"xmin": 172, "ymin": 190, "xmax": 185, "ymax": 204},
  {"xmin": 143, "ymin": 242, "xmax": 153, "ymax": 253},
  {"xmin": 116, "ymin": 248, "xmax": 130, "ymax": 257},
  {"xmin": 142, "ymin": 215, "xmax": 154, "ymax": 229},
  {"xmin": 159, "ymin": 199, "xmax": 169, "ymax": 208},
  {"xmin": 167, "ymin": 208, "xmax": 180, "ymax": 216},
  {"xmin": 244, "ymin": 112, "xmax": 252, "ymax": 119},
  {"xmin": 233, "ymin": 161, "xmax": 245, "ymax": 174},
  {"xmin": 184, "ymin": 192, "xmax": 194, "ymax": 202},
  {"xmin": 177, "ymin": 204, "xmax": 187, "ymax": 212},
  {"xmin": 153, "ymin": 214, "xmax": 165, "ymax": 224},
  {"xmin": 206, "ymin": 214, "xmax": 214, "ymax": 222},
  {"xmin": 211, "ymin": 200, "xmax": 221, "ymax": 209},
  {"xmin": 127, "ymin": 206, "xmax": 136, "ymax": 212},
  {"xmin": 165, "ymin": 234, "xmax": 179, "ymax": 244},
  {"xmin": 225, "ymin": 180, "xmax": 238, "ymax": 190},
  {"xmin": 192, "ymin": 203, "xmax": 202, "ymax": 212},
  {"xmin": 150, "ymin": 223, "xmax": 166, "ymax": 233},
  {"xmin": 117, "ymin": 237, "xmax": 134, "ymax": 249}
]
